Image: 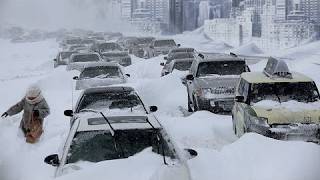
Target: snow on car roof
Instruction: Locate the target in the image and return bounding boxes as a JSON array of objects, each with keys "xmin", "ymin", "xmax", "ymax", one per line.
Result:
[
  {"xmin": 81, "ymin": 62, "xmax": 120, "ymax": 69},
  {"xmin": 76, "ymin": 115, "xmax": 162, "ymax": 132},
  {"xmin": 196, "ymin": 53, "xmax": 245, "ymax": 62},
  {"xmin": 241, "ymin": 71, "xmax": 313, "ymax": 83}
]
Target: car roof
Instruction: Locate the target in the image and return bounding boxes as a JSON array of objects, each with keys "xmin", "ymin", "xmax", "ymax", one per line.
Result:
[
  {"xmin": 241, "ymin": 72, "xmax": 313, "ymax": 83},
  {"xmin": 71, "ymin": 52, "xmax": 100, "ymax": 57},
  {"xmin": 195, "ymin": 53, "xmax": 245, "ymax": 62},
  {"xmin": 83, "ymin": 86, "xmax": 135, "ymax": 95},
  {"xmin": 81, "ymin": 62, "xmax": 120, "ymax": 69},
  {"xmin": 76, "ymin": 115, "xmax": 162, "ymax": 132}
]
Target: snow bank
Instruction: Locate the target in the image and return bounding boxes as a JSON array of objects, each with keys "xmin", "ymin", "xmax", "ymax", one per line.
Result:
[{"xmin": 232, "ymin": 42, "xmax": 264, "ymax": 55}]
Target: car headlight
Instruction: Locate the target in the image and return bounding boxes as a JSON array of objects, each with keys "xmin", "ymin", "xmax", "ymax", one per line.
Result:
[
  {"xmin": 195, "ymin": 88, "xmax": 211, "ymax": 97},
  {"xmin": 250, "ymin": 116, "xmax": 269, "ymax": 127}
]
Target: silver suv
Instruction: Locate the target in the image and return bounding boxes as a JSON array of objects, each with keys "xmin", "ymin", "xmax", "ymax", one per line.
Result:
[
  {"xmin": 147, "ymin": 39, "xmax": 180, "ymax": 58},
  {"xmin": 186, "ymin": 53, "xmax": 250, "ymax": 113}
]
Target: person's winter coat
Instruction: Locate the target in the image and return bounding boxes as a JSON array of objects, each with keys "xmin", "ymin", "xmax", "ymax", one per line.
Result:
[{"xmin": 5, "ymin": 86, "xmax": 50, "ymax": 134}]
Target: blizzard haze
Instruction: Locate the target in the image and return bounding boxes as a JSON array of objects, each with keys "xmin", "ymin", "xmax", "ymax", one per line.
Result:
[{"xmin": 0, "ymin": 0, "xmax": 131, "ymax": 31}]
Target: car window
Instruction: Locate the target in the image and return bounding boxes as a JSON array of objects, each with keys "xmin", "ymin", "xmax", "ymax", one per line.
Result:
[
  {"xmin": 66, "ymin": 129, "xmax": 174, "ymax": 164},
  {"xmin": 173, "ymin": 61, "xmax": 193, "ymax": 71},
  {"xmin": 154, "ymin": 40, "xmax": 176, "ymax": 47},
  {"xmin": 61, "ymin": 52, "xmax": 75, "ymax": 59},
  {"xmin": 171, "ymin": 53, "xmax": 194, "ymax": 60},
  {"xmin": 77, "ymin": 91, "xmax": 145, "ymax": 113},
  {"xmin": 80, "ymin": 66, "xmax": 121, "ymax": 79},
  {"xmin": 196, "ymin": 61, "xmax": 246, "ymax": 77},
  {"xmin": 72, "ymin": 54, "xmax": 100, "ymax": 62},
  {"xmin": 249, "ymin": 82, "xmax": 320, "ymax": 104},
  {"xmin": 99, "ymin": 43, "xmax": 122, "ymax": 52}
]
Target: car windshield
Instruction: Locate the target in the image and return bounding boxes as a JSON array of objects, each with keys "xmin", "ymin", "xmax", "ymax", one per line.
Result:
[
  {"xmin": 72, "ymin": 54, "xmax": 100, "ymax": 62},
  {"xmin": 80, "ymin": 66, "xmax": 121, "ymax": 79},
  {"xmin": 250, "ymin": 82, "xmax": 320, "ymax": 104},
  {"xmin": 61, "ymin": 52, "xmax": 75, "ymax": 59},
  {"xmin": 99, "ymin": 43, "xmax": 122, "ymax": 52},
  {"xmin": 77, "ymin": 91, "xmax": 145, "ymax": 112},
  {"xmin": 154, "ymin": 40, "xmax": 176, "ymax": 47},
  {"xmin": 102, "ymin": 53, "xmax": 127, "ymax": 58},
  {"xmin": 66, "ymin": 129, "xmax": 174, "ymax": 164},
  {"xmin": 197, "ymin": 61, "xmax": 246, "ymax": 77},
  {"xmin": 171, "ymin": 53, "xmax": 194, "ymax": 60},
  {"xmin": 173, "ymin": 61, "xmax": 193, "ymax": 71}
]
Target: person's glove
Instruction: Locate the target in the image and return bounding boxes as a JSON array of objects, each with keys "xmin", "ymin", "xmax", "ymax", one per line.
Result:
[
  {"xmin": 1, "ymin": 112, "xmax": 8, "ymax": 118},
  {"xmin": 33, "ymin": 110, "xmax": 39, "ymax": 117}
]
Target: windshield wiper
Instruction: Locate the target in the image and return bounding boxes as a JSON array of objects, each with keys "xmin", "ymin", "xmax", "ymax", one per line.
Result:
[{"xmin": 145, "ymin": 118, "xmax": 167, "ymax": 165}]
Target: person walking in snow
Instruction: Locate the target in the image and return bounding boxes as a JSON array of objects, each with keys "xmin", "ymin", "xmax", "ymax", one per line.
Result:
[{"xmin": 1, "ymin": 85, "xmax": 50, "ymax": 143}]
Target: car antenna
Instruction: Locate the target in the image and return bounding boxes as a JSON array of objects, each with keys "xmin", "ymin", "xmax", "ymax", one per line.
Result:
[{"xmin": 145, "ymin": 118, "xmax": 168, "ymax": 165}]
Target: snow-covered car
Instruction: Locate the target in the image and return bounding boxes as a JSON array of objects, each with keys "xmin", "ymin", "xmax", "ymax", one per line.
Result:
[
  {"xmin": 65, "ymin": 86, "xmax": 157, "ymax": 126},
  {"xmin": 91, "ymin": 42, "xmax": 123, "ymax": 54},
  {"xmin": 161, "ymin": 52, "xmax": 195, "ymax": 76},
  {"xmin": 166, "ymin": 48, "xmax": 196, "ymax": 61},
  {"xmin": 54, "ymin": 51, "xmax": 77, "ymax": 68},
  {"xmin": 73, "ymin": 62, "xmax": 129, "ymax": 90},
  {"xmin": 232, "ymin": 58, "xmax": 320, "ymax": 143},
  {"xmin": 60, "ymin": 38, "xmax": 82, "ymax": 50},
  {"xmin": 161, "ymin": 58, "xmax": 194, "ymax": 85},
  {"xmin": 68, "ymin": 44, "xmax": 88, "ymax": 52},
  {"xmin": 101, "ymin": 51, "xmax": 132, "ymax": 67},
  {"xmin": 146, "ymin": 39, "xmax": 180, "ymax": 58},
  {"xmin": 44, "ymin": 113, "xmax": 197, "ymax": 178},
  {"xmin": 186, "ymin": 53, "xmax": 250, "ymax": 113},
  {"xmin": 66, "ymin": 53, "xmax": 102, "ymax": 71},
  {"xmin": 132, "ymin": 37, "xmax": 155, "ymax": 58}
]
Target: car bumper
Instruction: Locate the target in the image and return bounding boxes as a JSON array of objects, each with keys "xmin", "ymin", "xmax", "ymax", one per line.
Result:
[
  {"xmin": 198, "ymin": 97, "xmax": 234, "ymax": 112},
  {"xmin": 250, "ymin": 123, "xmax": 320, "ymax": 143}
]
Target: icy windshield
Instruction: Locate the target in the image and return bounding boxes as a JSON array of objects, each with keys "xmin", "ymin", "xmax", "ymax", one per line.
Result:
[
  {"xmin": 154, "ymin": 40, "xmax": 176, "ymax": 47},
  {"xmin": 61, "ymin": 52, "xmax": 75, "ymax": 59},
  {"xmin": 250, "ymin": 82, "xmax": 320, "ymax": 104},
  {"xmin": 171, "ymin": 53, "xmax": 194, "ymax": 60},
  {"xmin": 66, "ymin": 129, "xmax": 173, "ymax": 164},
  {"xmin": 173, "ymin": 61, "xmax": 193, "ymax": 71},
  {"xmin": 77, "ymin": 91, "xmax": 145, "ymax": 112},
  {"xmin": 80, "ymin": 66, "xmax": 121, "ymax": 79},
  {"xmin": 72, "ymin": 54, "xmax": 100, "ymax": 62},
  {"xmin": 197, "ymin": 61, "xmax": 246, "ymax": 77},
  {"xmin": 99, "ymin": 43, "xmax": 122, "ymax": 52}
]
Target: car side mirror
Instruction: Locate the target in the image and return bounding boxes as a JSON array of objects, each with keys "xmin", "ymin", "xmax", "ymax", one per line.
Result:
[
  {"xmin": 44, "ymin": 154, "xmax": 60, "ymax": 167},
  {"xmin": 245, "ymin": 65, "xmax": 251, "ymax": 72},
  {"xmin": 160, "ymin": 62, "xmax": 165, "ymax": 66},
  {"xmin": 235, "ymin": 96, "xmax": 245, "ymax": 103},
  {"xmin": 64, "ymin": 110, "xmax": 74, "ymax": 117},
  {"xmin": 125, "ymin": 74, "xmax": 131, "ymax": 77},
  {"xmin": 53, "ymin": 58, "xmax": 57, "ymax": 62},
  {"xmin": 73, "ymin": 76, "xmax": 79, "ymax": 80},
  {"xmin": 150, "ymin": 46, "xmax": 154, "ymax": 49},
  {"xmin": 164, "ymin": 57, "xmax": 168, "ymax": 60},
  {"xmin": 184, "ymin": 148, "xmax": 198, "ymax": 159},
  {"xmin": 177, "ymin": 44, "xmax": 181, "ymax": 47},
  {"xmin": 149, "ymin": 106, "xmax": 158, "ymax": 112},
  {"xmin": 186, "ymin": 74, "xmax": 194, "ymax": 81}
]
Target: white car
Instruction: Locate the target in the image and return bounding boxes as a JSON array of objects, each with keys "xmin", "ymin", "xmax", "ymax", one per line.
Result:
[
  {"xmin": 73, "ymin": 62, "xmax": 129, "ymax": 90},
  {"xmin": 66, "ymin": 53, "xmax": 102, "ymax": 71},
  {"xmin": 44, "ymin": 109, "xmax": 197, "ymax": 179}
]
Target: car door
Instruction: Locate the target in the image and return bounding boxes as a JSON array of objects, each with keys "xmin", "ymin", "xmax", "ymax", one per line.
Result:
[{"xmin": 186, "ymin": 61, "xmax": 198, "ymax": 104}]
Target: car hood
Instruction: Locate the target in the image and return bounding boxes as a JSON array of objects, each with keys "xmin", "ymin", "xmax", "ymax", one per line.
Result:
[
  {"xmin": 195, "ymin": 76, "xmax": 239, "ymax": 89},
  {"xmin": 252, "ymin": 100, "xmax": 320, "ymax": 124},
  {"xmin": 76, "ymin": 78, "xmax": 126, "ymax": 90}
]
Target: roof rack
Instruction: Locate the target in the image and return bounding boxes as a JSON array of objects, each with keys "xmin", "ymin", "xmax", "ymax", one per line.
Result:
[
  {"xmin": 263, "ymin": 57, "xmax": 292, "ymax": 79},
  {"xmin": 198, "ymin": 53, "xmax": 205, "ymax": 59}
]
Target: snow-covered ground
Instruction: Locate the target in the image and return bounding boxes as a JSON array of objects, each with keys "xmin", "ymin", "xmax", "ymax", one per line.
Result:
[{"xmin": 0, "ymin": 31, "xmax": 320, "ymax": 180}]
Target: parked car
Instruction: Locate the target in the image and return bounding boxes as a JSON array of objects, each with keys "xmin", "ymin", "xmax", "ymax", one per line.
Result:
[
  {"xmin": 161, "ymin": 52, "xmax": 195, "ymax": 76},
  {"xmin": 146, "ymin": 39, "xmax": 180, "ymax": 58},
  {"xmin": 44, "ymin": 112, "xmax": 197, "ymax": 178},
  {"xmin": 166, "ymin": 48, "xmax": 196, "ymax": 61},
  {"xmin": 101, "ymin": 51, "xmax": 132, "ymax": 67},
  {"xmin": 66, "ymin": 53, "xmax": 102, "ymax": 71},
  {"xmin": 60, "ymin": 37, "xmax": 82, "ymax": 50},
  {"xmin": 73, "ymin": 62, "xmax": 129, "ymax": 90},
  {"xmin": 91, "ymin": 42, "xmax": 123, "ymax": 54},
  {"xmin": 54, "ymin": 51, "xmax": 77, "ymax": 68},
  {"xmin": 232, "ymin": 57, "xmax": 320, "ymax": 143},
  {"xmin": 133, "ymin": 37, "xmax": 155, "ymax": 58},
  {"xmin": 186, "ymin": 53, "xmax": 250, "ymax": 113}
]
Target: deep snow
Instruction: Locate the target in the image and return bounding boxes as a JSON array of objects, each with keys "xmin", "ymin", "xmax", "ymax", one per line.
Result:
[{"xmin": 0, "ymin": 32, "xmax": 320, "ymax": 180}]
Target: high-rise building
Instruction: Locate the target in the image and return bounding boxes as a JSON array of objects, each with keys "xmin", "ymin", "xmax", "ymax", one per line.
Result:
[
  {"xmin": 182, "ymin": 0, "xmax": 200, "ymax": 31},
  {"xmin": 198, "ymin": 1, "xmax": 210, "ymax": 26},
  {"xmin": 142, "ymin": 0, "xmax": 169, "ymax": 24},
  {"xmin": 300, "ymin": 0, "xmax": 320, "ymax": 25},
  {"xmin": 169, "ymin": 0, "xmax": 183, "ymax": 34},
  {"xmin": 120, "ymin": 0, "xmax": 132, "ymax": 19}
]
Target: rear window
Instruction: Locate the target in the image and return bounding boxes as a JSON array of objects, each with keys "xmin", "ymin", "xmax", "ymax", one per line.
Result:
[
  {"xmin": 99, "ymin": 43, "xmax": 122, "ymax": 52},
  {"xmin": 173, "ymin": 61, "xmax": 193, "ymax": 71},
  {"xmin": 154, "ymin": 40, "xmax": 176, "ymax": 47},
  {"xmin": 197, "ymin": 61, "xmax": 246, "ymax": 77},
  {"xmin": 80, "ymin": 66, "xmax": 121, "ymax": 79},
  {"xmin": 66, "ymin": 129, "xmax": 174, "ymax": 164},
  {"xmin": 172, "ymin": 52, "xmax": 194, "ymax": 60},
  {"xmin": 72, "ymin": 54, "xmax": 100, "ymax": 62},
  {"xmin": 60, "ymin": 52, "xmax": 75, "ymax": 59}
]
